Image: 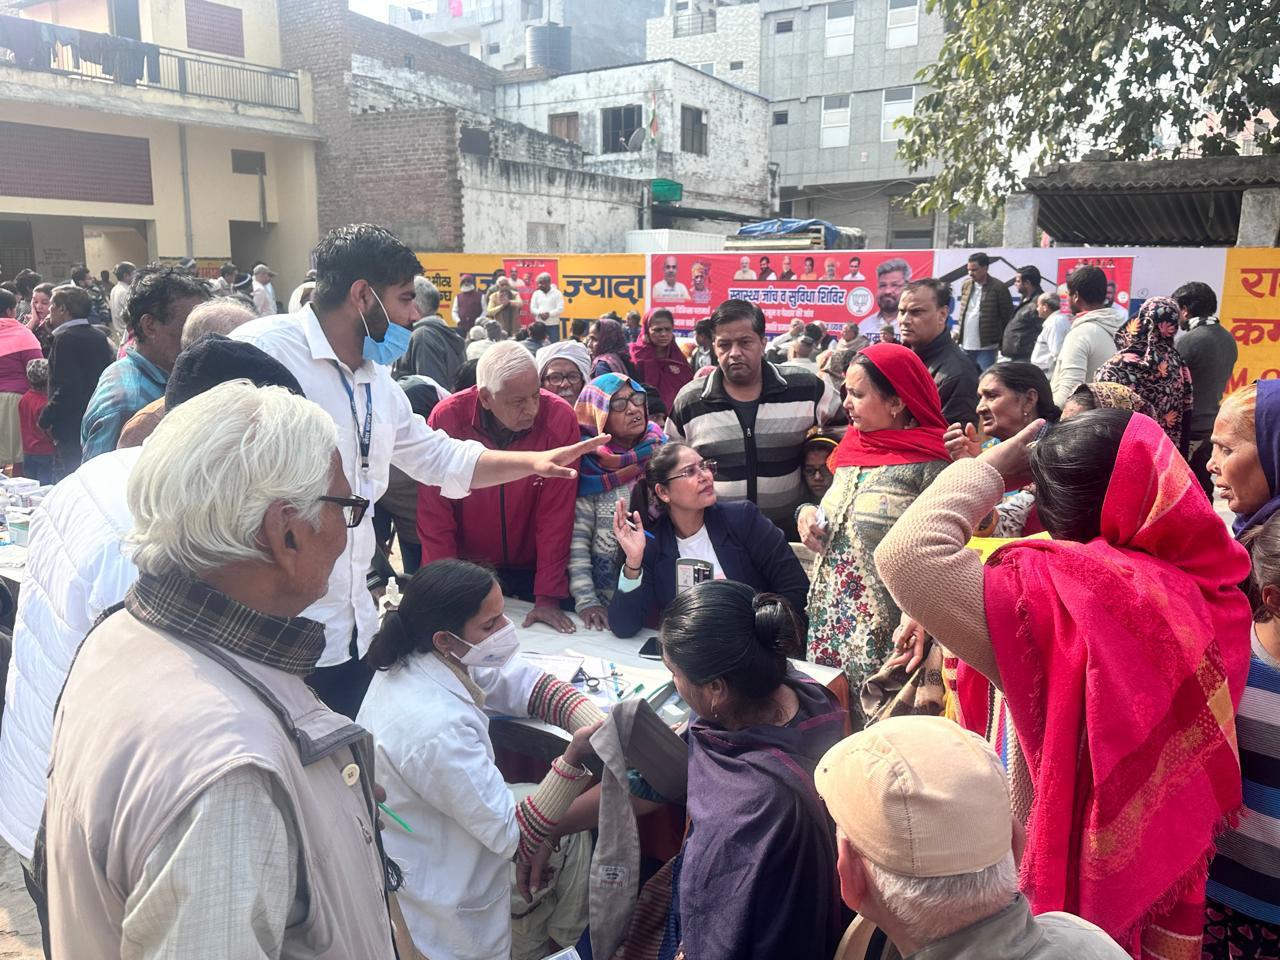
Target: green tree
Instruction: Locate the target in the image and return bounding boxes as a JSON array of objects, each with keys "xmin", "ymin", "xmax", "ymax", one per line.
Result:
[{"xmin": 899, "ymin": 0, "xmax": 1280, "ymax": 214}]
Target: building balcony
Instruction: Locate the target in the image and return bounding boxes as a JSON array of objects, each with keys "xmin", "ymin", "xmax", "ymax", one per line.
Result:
[
  {"xmin": 0, "ymin": 22, "xmax": 301, "ymax": 111},
  {"xmin": 672, "ymin": 11, "xmax": 716, "ymax": 37},
  {"xmin": 0, "ymin": 20, "xmax": 317, "ymax": 138}
]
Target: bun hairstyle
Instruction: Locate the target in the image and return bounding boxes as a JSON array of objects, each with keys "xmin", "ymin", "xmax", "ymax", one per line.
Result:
[
  {"xmin": 659, "ymin": 580, "xmax": 800, "ymax": 703},
  {"xmin": 366, "ymin": 558, "xmax": 497, "ymax": 670},
  {"xmin": 1240, "ymin": 512, "xmax": 1280, "ymax": 622},
  {"xmin": 1030, "ymin": 408, "xmax": 1129, "ymax": 543}
]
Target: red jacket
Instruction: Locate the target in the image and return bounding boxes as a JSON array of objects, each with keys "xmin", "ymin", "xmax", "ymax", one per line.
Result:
[{"xmin": 417, "ymin": 387, "xmax": 579, "ymax": 604}]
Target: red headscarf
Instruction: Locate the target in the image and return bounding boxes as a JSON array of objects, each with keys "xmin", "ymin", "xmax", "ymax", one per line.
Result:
[
  {"xmin": 630, "ymin": 308, "xmax": 693, "ymax": 409},
  {"xmin": 832, "ymin": 342, "xmax": 948, "ymax": 468},
  {"xmin": 981, "ymin": 413, "xmax": 1252, "ymax": 956}
]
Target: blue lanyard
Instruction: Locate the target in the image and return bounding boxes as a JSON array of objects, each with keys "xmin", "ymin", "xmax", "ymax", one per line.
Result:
[{"xmin": 330, "ymin": 360, "xmax": 372, "ymax": 473}]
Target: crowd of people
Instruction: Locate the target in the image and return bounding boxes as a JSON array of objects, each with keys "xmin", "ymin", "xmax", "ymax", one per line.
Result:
[{"xmin": 0, "ymin": 227, "xmax": 1270, "ymax": 960}]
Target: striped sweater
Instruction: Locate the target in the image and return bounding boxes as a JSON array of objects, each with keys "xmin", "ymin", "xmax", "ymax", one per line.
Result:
[
  {"xmin": 1206, "ymin": 629, "xmax": 1280, "ymax": 923},
  {"xmin": 666, "ymin": 362, "xmax": 840, "ymax": 527}
]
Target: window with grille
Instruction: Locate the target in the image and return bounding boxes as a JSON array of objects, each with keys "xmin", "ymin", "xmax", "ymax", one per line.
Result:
[
  {"xmin": 231, "ymin": 150, "xmax": 266, "ymax": 175},
  {"xmin": 602, "ymin": 104, "xmax": 643, "ymax": 153},
  {"xmin": 821, "ymin": 94, "xmax": 850, "ymax": 148},
  {"xmin": 681, "ymin": 105, "xmax": 707, "ymax": 155},
  {"xmin": 825, "ymin": 1, "xmax": 854, "ymax": 57},
  {"xmin": 776, "ymin": 19, "xmax": 793, "ymax": 33},
  {"xmin": 773, "ymin": 110, "xmax": 789, "ymax": 125},
  {"xmin": 185, "ymin": 0, "xmax": 244, "ymax": 58},
  {"xmin": 487, "ymin": 42, "xmax": 501, "ymax": 55},
  {"xmin": 549, "ymin": 112, "xmax": 580, "ymax": 144},
  {"xmin": 882, "ymin": 86, "xmax": 914, "ymax": 141},
  {"xmin": 887, "ymin": 0, "xmax": 919, "ymax": 48}
]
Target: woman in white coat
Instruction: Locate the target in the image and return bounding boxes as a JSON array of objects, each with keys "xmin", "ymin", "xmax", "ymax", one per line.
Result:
[{"xmin": 358, "ymin": 559, "xmax": 604, "ymax": 960}]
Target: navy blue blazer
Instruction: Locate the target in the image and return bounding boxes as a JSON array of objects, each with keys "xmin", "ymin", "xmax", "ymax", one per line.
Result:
[{"xmin": 608, "ymin": 500, "xmax": 810, "ymax": 639}]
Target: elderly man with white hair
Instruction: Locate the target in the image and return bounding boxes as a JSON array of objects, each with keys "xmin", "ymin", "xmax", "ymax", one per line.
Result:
[
  {"xmin": 814, "ymin": 716, "xmax": 1128, "ymax": 960},
  {"xmin": 529, "ymin": 271, "xmax": 564, "ymax": 329},
  {"xmin": 392, "ymin": 276, "xmax": 466, "ymax": 390},
  {"xmin": 41, "ymin": 381, "xmax": 397, "ymax": 959},
  {"xmin": 419, "ymin": 340, "xmax": 582, "ymax": 632}
]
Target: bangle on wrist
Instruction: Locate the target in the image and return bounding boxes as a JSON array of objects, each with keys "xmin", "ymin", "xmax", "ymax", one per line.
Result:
[{"xmin": 623, "ymin": 561, "xmax": 642, "ymax": 576}]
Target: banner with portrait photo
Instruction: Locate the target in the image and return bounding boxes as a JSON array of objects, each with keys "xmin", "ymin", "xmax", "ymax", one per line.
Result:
[
  {"xmin": 1055, "ymin": 255, "xmax": 1134, "ymax": 317},
  {"xmin": 647, "ymin": 251, "xmax": 935, "ymax": 335}
]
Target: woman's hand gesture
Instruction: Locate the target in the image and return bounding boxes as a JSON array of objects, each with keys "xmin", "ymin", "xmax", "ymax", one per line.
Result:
[
  {"xmin": 979, "ymin": 418, "xmax": 1044, "ymax": 489},
  {"xmin": 612, "ymin": 499, "xmax": 647, "ymax": 570},
  {"xmin": 944, "ymin": 422, "xmax": 982, "ymax": 461}
]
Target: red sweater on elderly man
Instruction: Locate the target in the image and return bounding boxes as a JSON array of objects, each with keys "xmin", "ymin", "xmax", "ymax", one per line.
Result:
[{"xmin": 417, "ymin": 386, "xmax": 579, "ymax": 605}]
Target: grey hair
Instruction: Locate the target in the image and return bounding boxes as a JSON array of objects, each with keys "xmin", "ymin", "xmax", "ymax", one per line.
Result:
[
  {"xmin": 863, "ymin": 852, "xmax": 1018, "ymax": 944},
  {"xmin": 413, "ymin": 275, "xmax": 440, "ymax": 316},
  {"xmin": 180, "ymin": 299, "xmax": 256, "ymax": 349},
  {"xmin": 476, "ymin": 340, "xmax": 537, "ymax": 394},
  {"xmin": 535, "ymin": 272, "xmax": 552, "ymax": 283},
  {"xmin": 878, "ymin": 257, "xmax": 912, "ymax": 281},
  {"xmin": 1039, "ymin": 291, "xmax": 1061, "ymax": 311},
  {"xmin": 127, "ymin": 381, "xmax": 338, "ymax": 578}
]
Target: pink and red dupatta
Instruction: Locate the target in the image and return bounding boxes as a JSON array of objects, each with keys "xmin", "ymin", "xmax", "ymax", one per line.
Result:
[{"xmin": 983, "ymin": 414, "xmax": 1253, "ymax": 959}]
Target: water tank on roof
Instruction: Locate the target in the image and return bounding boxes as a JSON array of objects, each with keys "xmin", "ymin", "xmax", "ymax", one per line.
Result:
[{"xmin": 526, "ymin": 23, "xmax": 571, "ymax": 73}]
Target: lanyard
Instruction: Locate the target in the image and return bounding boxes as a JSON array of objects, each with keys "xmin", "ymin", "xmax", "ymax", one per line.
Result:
[{"xmin": 331, "ymin": 360, "xmax": 372, "ymax": 474}]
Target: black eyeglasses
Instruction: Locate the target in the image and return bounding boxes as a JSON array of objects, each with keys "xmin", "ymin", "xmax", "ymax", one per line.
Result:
[
  {"xmin": 662, "ymin": 459, "xmax": 717, "ymax": 483},
  {"xmin": 608, "ymin": 393, "xmax": 648, "ymax": 413},
  {"xmin": 542, "ymin": 371, "xmax": 584, "ymax": 386},
  {"xmin": 319, "ymin": 493, "xmax": 370, "ymax": 528}
]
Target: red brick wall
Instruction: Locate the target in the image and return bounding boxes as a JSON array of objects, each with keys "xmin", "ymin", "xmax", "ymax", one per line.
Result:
[
  {"xmin": 276, "ymin": 0, "xmax": 472, "ymax": 249},
  {"xmin": 185, "ymin": 0, "xmax": 245, "ymax": 58},
  {"xmin": 0, "ymin": 122, "xmax": 152, "ymax": 204}
]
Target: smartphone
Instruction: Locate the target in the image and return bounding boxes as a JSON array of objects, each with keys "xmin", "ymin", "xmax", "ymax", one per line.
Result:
[{"xmin": 639, "ymin": 636, "xmax": 662, "ymax": 660}]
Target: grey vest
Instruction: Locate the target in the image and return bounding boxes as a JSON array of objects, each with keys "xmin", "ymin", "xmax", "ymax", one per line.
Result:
[{"xmin": 44, "ymin": 608, "xmax": 396, "ymax": 960}]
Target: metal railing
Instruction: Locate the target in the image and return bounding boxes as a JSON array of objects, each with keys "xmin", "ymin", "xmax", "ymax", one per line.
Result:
[
  {"xmin": 3, "ymin": 22, "xmax": 301, "ymax": 112},
  {"xmin": 673, "ymin": 11, "xmax": 716, "ymax": 37}
]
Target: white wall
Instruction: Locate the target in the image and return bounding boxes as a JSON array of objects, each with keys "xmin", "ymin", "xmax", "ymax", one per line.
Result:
[{"xmin": 645, "ymin": 4, "xmax": 762, "ymax": 93}]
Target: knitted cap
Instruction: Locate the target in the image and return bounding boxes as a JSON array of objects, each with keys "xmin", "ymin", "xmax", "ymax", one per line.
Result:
[
  {"xmin": 814, "ymin": 716, "xmax": 1011, "ymax": 877},
  {"xmin": 165, "ymin": 334, "xmax": 303, "ymax": 411}
]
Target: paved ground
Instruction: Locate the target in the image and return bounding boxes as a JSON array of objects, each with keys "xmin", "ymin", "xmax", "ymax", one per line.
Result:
[{"xmin": 0, "ymin": 843, "xmax": 40, "ymax": 959}]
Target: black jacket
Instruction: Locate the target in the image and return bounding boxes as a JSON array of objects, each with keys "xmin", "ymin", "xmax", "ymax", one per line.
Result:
[
  {"xmin": 956, "ymin": 278, "xmax": 1015, "ymax": 348},
  {"xmin": 39, "ymin": 323, "xmax": 114, "ymax": 449},
  {"xmin": 608, "ymin": 500, "xmax": 810, "ymax": 639},
  {"xmin": 913, "ymin": 329, "xmax": 979, "ymax": 427},
  {"xmin": 1001, "ymin": 297, "xmax": 1043, "ymax": 362},
  {"xmin": 391, "ymin": 316, "xmax": 466, "ymax": 391}
]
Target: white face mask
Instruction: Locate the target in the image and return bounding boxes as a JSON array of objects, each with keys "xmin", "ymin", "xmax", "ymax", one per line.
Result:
[{"xmin": 455, "ymin": 618, "xmax": 520, "ymax": 669}]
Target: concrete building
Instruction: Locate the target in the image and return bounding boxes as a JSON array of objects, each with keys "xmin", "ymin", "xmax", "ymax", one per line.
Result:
[
  {"xmin": 0, "ymin": 0, "xmax": 319, "ymax": 287},
  {"xmin": 644, "ymin": 0, "xmax": 948, "ymax": 248},
  {"xmin": 645, "ymin": 0, "xmax": 761, "ymax": 94},
  {"xmin": 762, "ymin": 0, "xmax": 946, "ymax": 248},
  {"xmin": 280, "ymin": 0, "xmax": 772, "ymax": 254},
  {"xmin": 387, "ymin": 0, "xmax": 662, "ymax": 72}
]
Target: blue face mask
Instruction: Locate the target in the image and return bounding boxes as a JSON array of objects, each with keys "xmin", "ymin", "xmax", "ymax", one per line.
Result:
[{"xmin": 360, "ymin": 288, "xmax": 411, "ymax": 365}]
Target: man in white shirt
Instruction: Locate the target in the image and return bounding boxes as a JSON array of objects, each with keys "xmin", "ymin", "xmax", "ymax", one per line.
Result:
[
  {"xmin": 251, "ymin": 263, "xmax": 278, "ymax": 317},
  {"xmin": 529, "ymin": 272, "xmax": 565, "ymax": 328},
  {"xmin": 733, "ymin": 256, "xmax": 757, "ymax": 281},
  {"xmin": 233, "ymin": 223, "xmax": 604, "ymax": 717},
  {"xmin": 108, "ymin": 260, "xmax": 135, "ymax": 339},
  {"xmin": 842, "ymin": 256, "xmax": 866, "ymax": 282},
  {"xmin": 652, "ymin": 256, "xmax": 691, "ymax": 301}
]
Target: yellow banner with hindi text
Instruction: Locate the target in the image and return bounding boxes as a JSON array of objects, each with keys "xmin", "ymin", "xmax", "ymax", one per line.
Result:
[{"xmin": 1222, "ymin": 248, "xmax": 1280, "ymax": 393}]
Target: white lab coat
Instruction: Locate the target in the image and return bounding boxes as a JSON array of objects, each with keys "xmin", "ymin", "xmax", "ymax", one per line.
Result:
[{"xmin": 357, "ymin": 651, "xmax": 543, "ymax": 960}]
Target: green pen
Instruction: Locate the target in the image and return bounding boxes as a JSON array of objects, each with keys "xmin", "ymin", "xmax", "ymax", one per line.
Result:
[{"xmin": 379, "ymin": 801, "xmax": 414, "ymax": 833}]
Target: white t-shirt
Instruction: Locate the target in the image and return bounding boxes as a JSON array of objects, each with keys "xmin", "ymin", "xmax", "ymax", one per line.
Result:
[
  {"xmin": 962, "ymin": 282, "xmax": 985, "ymax": 349},
  {"xmin": 676, "ymin": 525, "xmax": 725, "ymax": 579}
]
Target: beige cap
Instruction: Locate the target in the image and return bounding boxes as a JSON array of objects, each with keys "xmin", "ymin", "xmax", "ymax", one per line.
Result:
[{"xmin": 814, "ymin": 716, "xmax": 1011, "ymax": 878}]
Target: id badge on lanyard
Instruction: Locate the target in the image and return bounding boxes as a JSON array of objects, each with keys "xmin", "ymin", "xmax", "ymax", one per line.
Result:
[{"xmin": 333, "ymin": 361, "xmax": 375, "ymax": 501}]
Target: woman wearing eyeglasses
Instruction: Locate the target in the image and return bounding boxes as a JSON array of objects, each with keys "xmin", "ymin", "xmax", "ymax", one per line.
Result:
[
  {"xmin": 535, "ymin": 340, "xmax": 591, "ymax": 406},
  {"xmin": 569, "ymin": 375, "xmax": 666, "ymax": 631},
  {"xmin": 608, "ymin": 441, "xmax": 809, "ymax": 638}
]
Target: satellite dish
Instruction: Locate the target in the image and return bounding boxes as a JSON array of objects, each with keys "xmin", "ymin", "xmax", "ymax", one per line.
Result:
[{"xmin": 626, "ymin": 127, "xmax": 646, "ymax": 152}]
